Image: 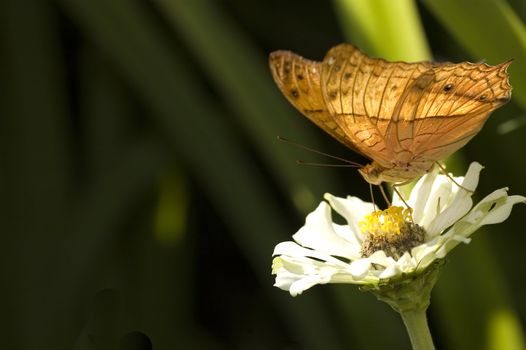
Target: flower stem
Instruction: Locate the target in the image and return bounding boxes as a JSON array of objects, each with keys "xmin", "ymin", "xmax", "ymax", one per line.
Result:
[
  {"xmin": 364, "ymin": 261, "xmax": 444, "ymax": 349},
  {"xmin": 400, "ymin": 309, "xmax": 435, "ymax": 350}
]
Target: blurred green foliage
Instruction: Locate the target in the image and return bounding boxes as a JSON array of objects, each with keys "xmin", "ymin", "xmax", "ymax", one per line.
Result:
[{"xmin": 0, "ymin": 0, "xmax": 525, "ymax": 349}]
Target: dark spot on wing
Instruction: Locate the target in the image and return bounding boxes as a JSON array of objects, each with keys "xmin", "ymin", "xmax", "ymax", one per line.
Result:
[
  {"xmin": 284, "ymin": 61, "xmax": 291, "ymax": 74},
  {"xmin": 290, "ymin": 89, "xmax": 299, "ymax": 99}
]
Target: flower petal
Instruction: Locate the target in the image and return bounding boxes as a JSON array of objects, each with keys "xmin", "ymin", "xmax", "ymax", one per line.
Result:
[
  {"xmin": 324, "ymin": 193, "xmax": 376, "ymax": 244},
  {"xmin": 433, "ymin": 188, "xmax": 525, "ymax": 255},
  {"xmin": 349, "ymin": 258, "xmax": 372, "ymax": 278},
  {"xmin": 393, "ymin": 166, "xmax": 439, "ymax": 222},
  {"xmin": 272, "ymin": 256, "xmax": 338, "ymax": 296},
  {"xmin": 272, "ymin": 254, "xmax": 366, "ymax": 296},
  {"xmin": 426, "ymin": 194, "xmax": 472, "ymax": 237},
  {"xmin": 292, "ymin": 202, "xmax": 359, "ymax": 259},
  {"xmin": 273, "ymin": 241, "xmax": 351, "ymax": 267},
  {"xmin": 379, "ymin": 265, "xmax": 399, "ymax": 279},
  {"xmin": 421, "ymin": 162, "xmax": 483, "ymax": 235},
  {"xmin": 459, "ymin": 162, "xmax": 484, "ymax": 192},
  {"xmin": 418, "ymin": 176, "xmax": 454, "ymax": 229}
]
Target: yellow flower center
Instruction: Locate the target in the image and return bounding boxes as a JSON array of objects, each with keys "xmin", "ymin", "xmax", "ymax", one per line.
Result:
[
  {"xmin": 359, "ymin": 206, "xmax": 413, "ymax": 239},
  {"xmin": 359, "ymin": 206, "xmax": 425, "ymax": 259}
]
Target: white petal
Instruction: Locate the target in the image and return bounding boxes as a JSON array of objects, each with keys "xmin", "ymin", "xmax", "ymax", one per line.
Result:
[
  {"xmin": 293, "ymin": 202, "xmax": 358, "ymax": 259},
  {"xmin": 273, "ymin": 241, "xmax": 352, "ymax": 268},
  {"xmin": 426, "ymin": 195, "xmax": 473, "ymax": 237},
  {"xmin": 368, "ymin": 250, "xmax": 392, "ymax": 267},
  {"xmin": 403, "ymin": 162, "xmax": 482, "ymax": 229},
  {"xmin": 324, "ymin": 193, "xmax": 375, "ymax": 243},
  {"xmin": 332, "ymin": 224, "xmax": 362, "ymax": 259},
  {"xmin": 400, "ymin": 166, "xmax": 440, "ymax": 222},
  {"xmin": 477, "ymin": 193, "xmax": 526, "ymax": 226},
  {"xmin": 395, "ymin": 252, "xmax": 415, "ymax": 273},
  {"xmin": 273, "ymin": 256, "xmax": 341, "ymax": 296},
  {"xmin": 349, "ymin": 258, "xmax": 372, "ymax": 278},
  {"xmin": 418, "ymin": 177, "xmax": 454, "ymax": 229},
  {"xmin": 413, "ymin": 237, "xmax": 443, "ymax": 270},
  {"xmin": 421, "ymin": 162, "xmax": 483, "ymax": 235},
  {"xmin": 459, "ymin": 162, "xmax": 484, "ymax": 192},
  {"xmin": 379, "ymin": 265, "xmax": 400, "ymax": 279},
  {"xmin": 288, "ymin": 275, "xmax": 326, "ymax": 296},
  {"xmin": 331, "ymin": 273, "xmax": 371, "ymax": 284},
  {"xmin": 432, "ymin": 189, "xmax": 525, "ymax": 255}
]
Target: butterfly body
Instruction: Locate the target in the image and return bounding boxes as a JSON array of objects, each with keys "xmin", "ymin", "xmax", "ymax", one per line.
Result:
[{"xmin": 269, "ymin": 44, "xmax": 512, "ymax": 185}]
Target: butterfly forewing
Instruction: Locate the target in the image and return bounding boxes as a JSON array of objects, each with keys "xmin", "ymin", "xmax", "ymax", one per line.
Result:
[
  {"xmin": 269, "ymin": 51, "xmax": 360, "ymax": 152},
  {"xmin": 405, "ymin": 61, "xmax": 512, "ymax": 161},
  {"xmin": 320, "ymin": 44, "xmax": 390, "ymax": 164}
]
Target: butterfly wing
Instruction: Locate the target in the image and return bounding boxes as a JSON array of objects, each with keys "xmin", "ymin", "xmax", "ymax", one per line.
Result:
[
  {"xmin": 384, "ymin": 69, "xmax": 437, "ymax": 160},
  {"xmin": 269, "ymin": 50, "xmax": 360, "ymax": 152},
  {"xmin": 387, "ymin": 60, "xmax": 512, "ymax": 163},
  {"xmin": 270, "ymin": 44, "xmax": 512, "ymax": 181},
  {"xmin": 319, "ymin": 43, "xmax": 434, "ymax": 167}
]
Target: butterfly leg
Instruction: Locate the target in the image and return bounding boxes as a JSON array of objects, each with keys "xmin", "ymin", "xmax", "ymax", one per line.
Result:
[
  {"xmin": 378, "ymin": 184, "xmax": 391, "ymax": 207},
  {"xmin": 368, "ymin": 183, "xmax": 377, "ymax": 212},
  {"xmin": 434, "ymin": 162, "xmax": 474, "ymax": 193},
  {"xmin": 391, "ymin": 184, "xmax": 411, "ymax": 209},
  {"xmin": 391, "ymin": 183, "xmax": 415, "ymax": 223},
  {"xmin": 369, "ymin": 183, "xmax": 393, "ymax": 212}
]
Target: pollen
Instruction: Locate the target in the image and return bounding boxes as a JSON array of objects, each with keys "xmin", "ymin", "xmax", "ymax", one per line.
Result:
[{"xmin": 359, "ymin": 206, "xmax": 425, "ymax": 259}]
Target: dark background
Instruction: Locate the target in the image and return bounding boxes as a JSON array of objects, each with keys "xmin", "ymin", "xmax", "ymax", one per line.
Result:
[{"xmin": 1, "ymin": 0, "xmax": 525, "ymax": 349}]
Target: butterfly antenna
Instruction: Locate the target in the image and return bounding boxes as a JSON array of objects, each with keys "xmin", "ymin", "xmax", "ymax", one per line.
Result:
[
  {"xmin": 277, "ymin": 136, "xmax": 363, "ymax": 167},
  {"xmin": 296, "ymin": 160, "xmax": 359, "ymax": 168}
]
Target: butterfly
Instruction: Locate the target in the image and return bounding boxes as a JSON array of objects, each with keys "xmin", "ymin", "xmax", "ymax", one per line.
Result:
[{"xmin": 269, "ymin": 44, "xmax": 512, "ymax": 185}]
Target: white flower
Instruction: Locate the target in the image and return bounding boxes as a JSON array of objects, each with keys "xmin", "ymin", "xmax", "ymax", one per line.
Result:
[{"xmin": 272, "ymin": 162, "xmax": 525, "ymax": 296}]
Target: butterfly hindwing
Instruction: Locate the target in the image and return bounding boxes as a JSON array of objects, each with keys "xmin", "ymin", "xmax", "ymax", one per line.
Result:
[{"xmin": 320, "ymin": 44, "xmax": 433, "ymax": 166}]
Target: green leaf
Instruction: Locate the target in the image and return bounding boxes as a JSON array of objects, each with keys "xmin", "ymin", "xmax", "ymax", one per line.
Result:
[
  {"xmin": 423, "ymin": 0, "xmax": 526, "ymax": 110},
  {"xmin": 333, "ymin": 0, "xmax": 431, "ymax": 60}
]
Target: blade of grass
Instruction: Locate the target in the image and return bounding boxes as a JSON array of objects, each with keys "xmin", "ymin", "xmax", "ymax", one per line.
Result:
[
  {"xmin": 333, "ymin": 0, "xmax": 431, "ymax": 60},
  {"xmin": 153, "ymin": 0, "xmax": 342, "ymax": 214},
  {"xmin": 78, "ymin": 44, "xmax": 140, "ymax": 178},
  {"xmin": 55, "ymin": 0, "xmax": 346, "ymax": 348},
  {"xmin": 434, "ymin": 231, "xmax": 526, "ymax": 350},
  {"xmin": 0, "ymin": 0, "xmax": 73, "ymax": 348},
  {"xmin": 423, "ymin": 0, "xmax": 526, "ymax": 110},
  {"xmin": 421, "ymin": 1, "xmax": 526, "ymax": 348}
]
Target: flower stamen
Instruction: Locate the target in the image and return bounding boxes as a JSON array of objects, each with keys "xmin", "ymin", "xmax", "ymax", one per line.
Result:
[{"xmin": 359, "ymin": 206, "xmax": 425, "ymax": 259}]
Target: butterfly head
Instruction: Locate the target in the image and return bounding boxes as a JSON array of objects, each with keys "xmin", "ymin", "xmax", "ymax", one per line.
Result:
[
  {"xmin": 359, "ymin": 161, "xmax": 432, "ymax": 186},
  {"xmin": 358, "ymin": 163, "xmax": 384, "ymax": 186}
]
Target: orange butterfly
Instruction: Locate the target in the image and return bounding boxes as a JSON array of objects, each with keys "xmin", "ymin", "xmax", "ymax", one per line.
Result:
[{"xmin": 269, "ymin": 44, "xmax": 512, "ymax": 185}]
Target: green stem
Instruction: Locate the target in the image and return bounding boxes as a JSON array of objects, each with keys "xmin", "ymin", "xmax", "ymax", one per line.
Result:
[
  {"xmin": 400, "ymin": 309, "xmax": 435, "ymax": 350},
  {"xmin": 365, "ymin": 261, "xmax": 443, "ymax": 349}
]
